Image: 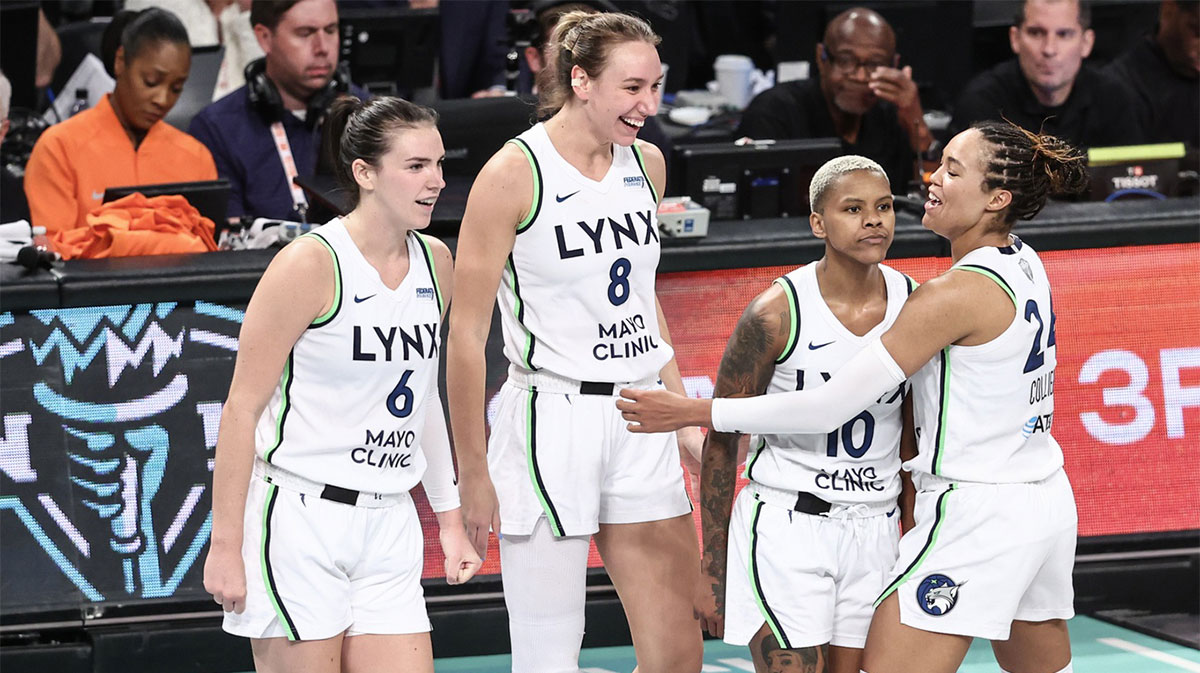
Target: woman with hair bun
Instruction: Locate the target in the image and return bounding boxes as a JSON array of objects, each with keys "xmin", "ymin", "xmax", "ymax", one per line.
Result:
[
  {"xmin": 619, "ymin": 121, "xmax": 1089, "ymax": 673},
  {"xmin": 204, "ymin": 95, "xmax": 481, "ymax": 673},
  {"xmin": 24, "ymin": 7, "xmax": 217, "ymax": 234},
  {"xmin": 447, "ymin": 10, "xmax": 704, "ymax": 672}
]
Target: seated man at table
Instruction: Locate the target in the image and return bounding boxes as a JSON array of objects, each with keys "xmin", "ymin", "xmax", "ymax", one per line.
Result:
[
  {"xmin": 23, "ymin": 8, "xmax": 217, "ymax": 234},
  {"xmin": 949, "ymin": 0, "xmax": 1145, "ymax": 148},
  {"xmin": 189, "ymin": 0, "xmax": 364, "ymax": 223},
  {"xmin": 737, "ymin": 7, "xmax": 931, "ymax": 192},
  {"xmin": 1105, "ymin": 0, "xmax": 1198, "ymax": 147}
]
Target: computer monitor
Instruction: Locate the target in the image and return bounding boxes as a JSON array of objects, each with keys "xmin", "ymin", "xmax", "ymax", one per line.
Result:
[
  {"xmin": 338, "ymin": 5, "xmax": 439, "ymax": 96},
  {"xmin": 103, "ymin": 179, "xmax": 231, "ymax": 225},
  {"xmin": 1087, "ymin": 143, "xmax": 1185, "ymax": 202},
  {"xmin": 671, "ymin": 138, "xmax": 842, "ymax": 221},
  {"xmin": 164, "ymin": 45, "xmax": 223, "ymax": 131},
  {"xmin": 435, "ymin": 95, "xmax": 536, "ymax": 179}
]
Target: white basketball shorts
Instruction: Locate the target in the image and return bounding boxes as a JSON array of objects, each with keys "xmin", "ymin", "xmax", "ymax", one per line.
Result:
[
  {"xmin": 725, "ymin": 483, "xmax": 901, "ymax": 649},
  {"xmin": 876, "ymin": 468, "xmax": 1077, "ymax": 640},
  {"xmin": 488, "ymin": 370, "xmax": 693, "ymax": 537},
  {"xmin": 223, "ymin": 470, "xmax": 430, "ymax": 641}
]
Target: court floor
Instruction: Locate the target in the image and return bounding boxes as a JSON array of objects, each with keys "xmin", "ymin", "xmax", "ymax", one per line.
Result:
[{"xmin": 431, "ymin": 615, "xmax": 1200, "ymax": 673}]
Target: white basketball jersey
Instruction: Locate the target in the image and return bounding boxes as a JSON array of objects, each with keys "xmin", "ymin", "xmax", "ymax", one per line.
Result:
[
  {"xmin": 254, "ymin": 219, "xmax": 445, "ymax": 494},
  {"xmin": 907, "ymin": 236, "xmax": 1063, "ymax": 483},
  {"xmin": 744, "ymin": 263, "xmax": 915, "ymax": 505},
  {"xmin": 498, "ymin": 123, "xmax": 672, "ymax": 382}
]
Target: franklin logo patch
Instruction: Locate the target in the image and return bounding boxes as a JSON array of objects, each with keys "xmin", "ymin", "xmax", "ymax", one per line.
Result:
[
  {"xmin": 623, "ymin": 176, "xmax": 645, "ymax": 189},
  {"xmin": 416, "ymin": 287, "xmax": 436, "ymax": 301},
  {"xmin": 917, "ymin": 574, "xmax": 962, "ymax": 616}
]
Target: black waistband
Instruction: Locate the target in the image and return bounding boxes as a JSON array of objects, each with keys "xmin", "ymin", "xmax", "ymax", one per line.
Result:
[
  {"xmin": 579, "ymin": 381, "xmax": 615, "ymax": 395},
  {"xmin": 320, "ymin": 483, "xmax": 359, "ymax": 506},
  {"xmin": 794, "ymin": 491, "xmax": 833, "ymax": 515}
]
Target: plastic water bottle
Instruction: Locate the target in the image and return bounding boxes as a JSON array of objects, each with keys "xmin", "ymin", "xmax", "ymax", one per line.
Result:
[{"xmin": 69, "ymin": 89, "xmax": 89, "ymax": 117}]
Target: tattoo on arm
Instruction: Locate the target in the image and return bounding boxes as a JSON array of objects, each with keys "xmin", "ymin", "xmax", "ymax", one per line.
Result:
[{"xmin": 700, "ymin": 303, "xmax": 781, "ymax": 607}]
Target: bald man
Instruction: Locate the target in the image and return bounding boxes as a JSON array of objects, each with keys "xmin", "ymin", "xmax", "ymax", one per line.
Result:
[
  {"xmin": 737, "ymin": 8, "xmax": 930, "ymax": 193},
  {"xmin": 949, "ymin": 0, "xmax": 1145, "ymax": 148}
]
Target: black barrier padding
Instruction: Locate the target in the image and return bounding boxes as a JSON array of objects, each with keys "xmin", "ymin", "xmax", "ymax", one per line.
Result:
[
  {"xmin": 0, "ymin": 643, "xmax": 92, "ymax": 673},
  {"xmin": 2, "ymin": 198, "xmax": 1196, "ymax": 312}
]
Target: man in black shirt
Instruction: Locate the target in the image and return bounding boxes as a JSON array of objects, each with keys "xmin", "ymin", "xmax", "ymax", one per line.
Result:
[
  {"xmin": 737, "ymin": 8, "xmax": 931, "ymax": 192},
  {"xmin": 1105, "ymin": 0, "xmax": 1199, "ymax": 147},
  {"xmin": 950, "ymin": 0, "xmax": 1144, "ymax": 148}
]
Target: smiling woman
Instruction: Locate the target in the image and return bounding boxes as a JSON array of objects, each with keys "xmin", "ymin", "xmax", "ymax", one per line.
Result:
[
  {"xmin": 447, "ymin": 10, "xmax": 705, "ymax": 673},
  {"xmin": 23, "ymin": 8, "xmax": 218, "ymax": 235}
]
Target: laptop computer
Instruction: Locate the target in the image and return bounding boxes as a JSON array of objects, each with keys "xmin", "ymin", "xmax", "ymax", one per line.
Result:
[{"xmin": 103, "ymin": 179, "xmax": 231, "ymax": 226}]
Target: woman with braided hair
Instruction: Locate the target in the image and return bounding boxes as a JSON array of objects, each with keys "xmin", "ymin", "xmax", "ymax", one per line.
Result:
[{"xmin": 617, "ymin": 120, "xmax": 1088, "ymax": 673}]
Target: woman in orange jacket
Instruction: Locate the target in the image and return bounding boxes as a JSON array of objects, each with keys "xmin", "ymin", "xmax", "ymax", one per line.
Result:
[{"xmin": 24, "ymin": 8, "xmax": 216, "ymax": 235}]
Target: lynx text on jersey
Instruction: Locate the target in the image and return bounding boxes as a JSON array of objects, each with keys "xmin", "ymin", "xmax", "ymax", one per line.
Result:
[
  {"xmin": 352, "ymin": 323, "xmax": 439, "ymax": 361},
  {"xmin": 555, "ymin": 210, "xmax": 659, "ymax": 260}
]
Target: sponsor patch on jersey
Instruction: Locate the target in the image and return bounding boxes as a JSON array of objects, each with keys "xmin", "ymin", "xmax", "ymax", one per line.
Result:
[
  {"xmin": 416, "ymin": 287, "xmax": 436, "ymax": 301},
  {"xmin": 623, "ymin": 175, "xmax": 645, "ymax": 189},
  {"xmin": 917, "ymin": 573, "xmax": 963, "ymax": 616}
]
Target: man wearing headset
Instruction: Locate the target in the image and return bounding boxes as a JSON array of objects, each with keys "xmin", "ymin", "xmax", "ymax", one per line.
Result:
[
  {"xmin": 190, "ymin": 0, "xmax": 365, "ymax": 223},
  {"xmin": 736, "ymin": 7, "xmax": 931, "ymax": 193}
]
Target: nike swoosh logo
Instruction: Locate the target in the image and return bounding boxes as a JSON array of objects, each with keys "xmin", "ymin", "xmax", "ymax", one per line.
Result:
[
  {"xmin": 354, "ymin": 294, "xmax": 376, "ymax": 303},
  {"xmin": 808, "ymin": 340, "xmax": 835, "ymax": 350},
  {"xmin": 555, "ymin": 190, "xmax": 580, "ymax": 203}
]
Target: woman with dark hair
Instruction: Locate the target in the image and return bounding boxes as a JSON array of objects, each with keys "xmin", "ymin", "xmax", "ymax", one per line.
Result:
[
  {"xmin": 204, "ymin": 95, "xmax": 481, "ymax": 673},
  {"xmin": 24, "ymin": 8, "xmax": 217, "ymax": 234},
  {"xmin": 618, "ymin": 121, "xmax": 1088, "ymax": 673},
  {"xmin": 446, "ymin": 10, "xmax": 704, "ymax": 673}
]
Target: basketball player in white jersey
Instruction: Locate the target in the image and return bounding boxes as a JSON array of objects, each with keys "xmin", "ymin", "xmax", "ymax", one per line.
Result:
[
  {"xmin": 204, "ymin": 96, "xmax": 481, "ymax": 673},
  {"xmin": 447, "ymin": 11, "xmax": 703, "ymax": 673},
  {"xmin": 619, "ymin": 121, "xmax": 1087, "ymax": 673},
  {"xmin": 691, "ymin": 156, "xmax": 917, "ymax": 673}
]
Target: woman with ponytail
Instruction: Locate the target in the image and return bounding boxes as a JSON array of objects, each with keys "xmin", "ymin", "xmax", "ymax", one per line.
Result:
[
  {"xmin": 447, "ymin": 10, "xmax": 703, "ymax": 672},
  {"xmin": 204, "ymin": 95, "xmax": 480, "ymax": 673},
  {"xmin": 619, "ymin": 121, "xmax": 1088, "ymax": 673}
]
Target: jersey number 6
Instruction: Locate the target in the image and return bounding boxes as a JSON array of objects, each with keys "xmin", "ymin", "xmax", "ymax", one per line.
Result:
[{"xmin": 387, "ymin": 370, "xmax": 415, "ymax": 418}]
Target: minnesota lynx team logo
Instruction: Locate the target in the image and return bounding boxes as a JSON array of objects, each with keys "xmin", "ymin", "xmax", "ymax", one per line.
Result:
[
  {"xmin": 917, "ymin": 573, "xmax": 963, "ymax": 616},
  {"xmin": 1, "ymin": 301, "xmax": 242, "ymax": 608}
]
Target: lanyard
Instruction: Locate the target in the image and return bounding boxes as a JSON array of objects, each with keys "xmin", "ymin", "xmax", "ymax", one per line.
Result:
[{"xmin": 269, "ymin": 121, "xmax": 309, "ymax": 221}]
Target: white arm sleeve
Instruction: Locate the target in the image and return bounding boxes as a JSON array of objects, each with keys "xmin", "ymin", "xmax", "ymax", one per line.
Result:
[
  {"xmin": 711, "ymin": 339, "xmax": 907, "ymax": 435},
  {"xmin": 420, "ymin": 381, "xmax": 461, "ymax": 513}
]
